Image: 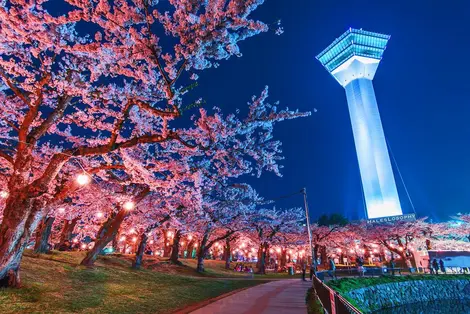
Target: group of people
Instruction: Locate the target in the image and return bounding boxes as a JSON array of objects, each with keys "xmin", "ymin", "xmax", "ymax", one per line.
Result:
[
  {"xmin": 429, "ymin": 259, "xmax": 446, "ymax": 274},
  {"xmin": 233, "ymin": 263, "xmax": 254, "ymax": 273}
]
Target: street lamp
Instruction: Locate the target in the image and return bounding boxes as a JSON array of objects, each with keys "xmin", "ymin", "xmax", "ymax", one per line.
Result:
[{"xmin": 301, "ymin": 188, "xmax": 314, "ymax": 267}]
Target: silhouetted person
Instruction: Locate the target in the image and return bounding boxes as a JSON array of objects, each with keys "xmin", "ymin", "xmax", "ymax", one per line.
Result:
[
  {"xmin": 439, "ymin": 259, "xmax": 446, "ymax": 274},
  {"xmin": 428, "ymin": 259, "xmax": 434, "ymax": 274},
  {"xmin": 432, "ymin": 259, "xmax": 439, "ymax": 275},
  {"xmin": 301, "ymin": 261, "xmax": 307, "ymax": 281},
  {"xmin": 309, "ymin": 261, "xmax": 315, "ymax": 280},
  {"xmin": 327, "ymin": 257, "xmax": 337, "ymax": 280}
]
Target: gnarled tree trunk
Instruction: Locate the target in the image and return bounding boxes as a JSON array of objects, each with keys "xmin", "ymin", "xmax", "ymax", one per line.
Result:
[
  {"xmin": 170, "ymin": 230, "xmax": 181, "ymax": 264},
  {"xmin": 132, "ymin": 233, "xmax": 147, "ymax": 269},
  {"xmin": 196, "ymin": 230, "xmax": 210, "ymax": 272},
  {"xmin": 186, "ymin": 239, "xmax": 195, "ymax": 259},
  {"xmin": 162, "ymin": 229, "xmax": 172, "ymax": 257},
  {"xmin": 34, "ymin": 216, "xmax": 55, "ymax": 254},
  {"xmin": 80, "ymin": 209, "xmax": 127, "ymax": 266},
  {"xmin": 58, "ymin": 217, "xmax": 79, "ymax": 248},
  {"xmin": 0, "ymin": 197, "xmax": 45, "ymax": 288}
]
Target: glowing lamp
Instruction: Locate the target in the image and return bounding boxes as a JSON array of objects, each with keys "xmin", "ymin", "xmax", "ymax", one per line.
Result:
[
  {"xmin": 132, "ymin": 237, "xmax": 137, "ymax": 242},
  {"xmin": 130, "ymin": 228, "xmax": 136, "ymax": 234},
  {"xmin": 0, "ymin": 190, "xmax": 9, "ymax": 198},
  {"xmin": 276, "ymin": 248, "xmax": 281, "ymax": 253},
  {"xmin": 119, "ymin": 236, "xmax": 126, "ymax": 242},
  {"xmin": 123, "ymin": 201, "xmax": 135, "ymax": 211},
  {"xmin": 81, "ymin": 244, "xmax": 87, "ymax": 249},
  {"xmin": 194, "ymin": 243, "xmax": 198, "ymax": 247},
  {"xmin": 96, "ymin": 212, "xmax": 104, "ymax": 218},
  {"xmin": 181, "ymin": 242, "xmax": 185, "ymax": 246},
  {"xmin": 149, "ymin": 240, "xmax": 154, "ymax": 244},
  {"xmin": 73, "ymin": 239, "xmax": 78, "ymax": 243},
  {"xmin": 188, "ymin": 235, "xmax": 193, "ymax": 240},
  {"xmin": 76, "ymin": 173, "xmax": 91, "ymax": 186}
]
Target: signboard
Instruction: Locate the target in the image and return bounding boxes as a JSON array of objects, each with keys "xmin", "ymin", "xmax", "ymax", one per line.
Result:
[{"xmin": 366, "ymin": 213, "xmax": 416, "ymax": 224}]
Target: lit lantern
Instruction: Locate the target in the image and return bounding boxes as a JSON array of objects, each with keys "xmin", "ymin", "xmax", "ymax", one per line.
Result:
[
  {"xmin": 81, "ymin": 244, "xmax": 87, "ymax": 249},
  {"xmin": 76, "ymin": 173, "xmax": 91, "ymax": 185},
  {"xmin": 123, "ymin": 201, "xmax": 135, "ymax": 211}
]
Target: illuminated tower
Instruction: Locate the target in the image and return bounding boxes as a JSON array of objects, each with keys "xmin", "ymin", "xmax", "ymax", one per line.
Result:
[{"xmin": 316, "ymin": 28, "xmax": 402, "ymax": 219}]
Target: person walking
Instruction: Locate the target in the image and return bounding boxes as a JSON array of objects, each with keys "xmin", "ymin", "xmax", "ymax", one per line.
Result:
[
  {"xmin": 309, "ymin": 261, "xmax": 316, "ymax": 280},
  {"xmin": 432, "ymin": 259, "xmax": 439, "ymax": 275},
  {"xmin": 428, "ymin": 259, "xmax": 434, "ymax": 274},
  {"xmin": 327, "ymin": 257, "xmax": 337, "ymax": 280},
  {"xmin": 301, "ymin": 261, "xmax": 307, "ymax": 281},
  {"xmin": 439, "ymin": 259, "xmax": 446, "ymax": 274}
]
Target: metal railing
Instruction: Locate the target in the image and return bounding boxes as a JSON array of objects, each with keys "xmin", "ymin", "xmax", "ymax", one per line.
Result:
[{"xmin": 312, "ymin": 275, "xmax": 362, "ymax": 314}]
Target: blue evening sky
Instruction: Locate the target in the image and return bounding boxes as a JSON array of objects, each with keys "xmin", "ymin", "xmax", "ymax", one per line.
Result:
[{"xmin": 194, "ymin": 0, "xmax": 470, "ymax": 221}]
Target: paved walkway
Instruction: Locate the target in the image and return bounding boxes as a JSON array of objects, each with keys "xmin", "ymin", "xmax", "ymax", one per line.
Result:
[{"xmin": 190, "ymin": 279, "xmax": 311, "ymax": 314}]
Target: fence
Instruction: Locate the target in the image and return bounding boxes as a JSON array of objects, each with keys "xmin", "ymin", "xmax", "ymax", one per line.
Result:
[{"xmin": 312, "ymin": 275, "xmax": 362, "ymax": 314}]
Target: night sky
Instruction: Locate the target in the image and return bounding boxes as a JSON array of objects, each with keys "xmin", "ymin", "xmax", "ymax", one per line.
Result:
[{"xmin": 193, "ymin": 0, "xmax": 470, "ymax": 221}]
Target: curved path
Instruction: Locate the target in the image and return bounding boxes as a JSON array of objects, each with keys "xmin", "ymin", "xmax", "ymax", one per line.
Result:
[{"xmin": 190, "ymin": 279, "xmax": 311, "ymax": 314}]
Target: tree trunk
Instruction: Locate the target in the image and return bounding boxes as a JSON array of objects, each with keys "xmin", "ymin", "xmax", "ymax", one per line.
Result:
[
  {"xmin": 0, "ymin": 197, "xmax": 45, "ymax": 288},
  {"xmin": 112, "ymin": 230, "xmax": 120, "ymax": 253},
  {"xmin": 132, "ymin": 233, "xmax": 148, "ymax": 269},
  {"xmin": 170, "ymin": 230, "xmax": 182, "ymax": 264},
  {"xmin": 224, "ymin": 238, "xmax": 231, "ymax": 269},
  {"xmin": 257, "ymin": 242, "xmax": 268, "ymax": 275},
  {"xmin": 196, "ymin": 231, "xmax": 210, "ymax": 272},
  {"xmin": 320, "ymin": 245, "xmax": 327, "ymax": 267},
  {"xmin": 34, "ymin": 216, "xmax": 55, "ymax": 254},
  {"xmin": 80, "ymin": 209, "xmax": 127, "ymax": 266},
  {"xmin": 187, "ymin": 240, "xmax": 195, "ymax": 259},
  {"xmin": 280, "ymin": 248, "xmax": 287, "ymax": 269},
  {"xmin": 58, "ymin": 217, "xmax": 79, "ymax": 248},
  {"xmin": 162, "ymin": 229, "xmax": 172, "ymax": 257}
]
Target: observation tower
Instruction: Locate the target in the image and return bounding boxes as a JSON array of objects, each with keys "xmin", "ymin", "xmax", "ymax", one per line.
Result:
[{"xmin": 316, "ymin": 28, "xmax": 402, "ymax": 219}]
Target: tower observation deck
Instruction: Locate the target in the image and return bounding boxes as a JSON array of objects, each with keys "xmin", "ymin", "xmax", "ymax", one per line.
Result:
[{"xmin": 316, "ymin": 28, "xmax": 402, "ymax": 219}]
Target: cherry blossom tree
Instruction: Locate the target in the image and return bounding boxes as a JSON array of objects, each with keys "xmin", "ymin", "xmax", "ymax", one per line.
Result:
[{"xmin": 0, "ymin": 0, "xmax": 288, "ymax": 287}]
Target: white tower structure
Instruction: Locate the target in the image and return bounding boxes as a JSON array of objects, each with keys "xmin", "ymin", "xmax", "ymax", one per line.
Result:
[{"xmin": 316, "ymin": 28, "xmax": 402, "ymax": 219}]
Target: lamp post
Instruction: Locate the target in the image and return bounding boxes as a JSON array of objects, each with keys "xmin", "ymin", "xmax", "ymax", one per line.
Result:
[{"xmin": 301, "ymin": 188, "xmax": 314, "ymax": 267}]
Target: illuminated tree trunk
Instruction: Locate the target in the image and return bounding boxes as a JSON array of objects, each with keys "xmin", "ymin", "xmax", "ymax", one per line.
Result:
[
  {"xmin": 162, "ymin": 230, "xmax": 172, "ymax": 257},
  {"xmin": 223, "ymin": 238, "xmax": 231, "ymax": 270},
  {"xmin": 112, "ymin": 230, "xmax": 120, "ymax": 253},
  {"xmin": 280, "ymin": 248, "xmax": 287, "ymax": 269},
  {"xmin": 196, "ymin": 231, "xmax": 210, "ymax": 273},
  {"xmin": 0, "ymin": 196, "xmax": 45, "ymax": 288},
  {"xmin": 34, "ymin": 216, "xmax": 55, "ymax": 254},
  {"xmin": 187, "ymin": 240, "xmax": 195, "ymax": 259},
  {"xmin": 81, "ymin": 209, "xmax": 127, "ymax": 266},
  {"xmin": 58, "ymin": 217, "xmax": 79, "ymax": 248},
  {"xmin": 257, "ymin": 242, "xmax": 268, "ymax": 275},
  {"xmin": 170, "ymin": 230, "xmax": 182, "ymax": 264},
  {"xmin": 132, "ymin": 233, "xmax": 148, "ymax": 269}
]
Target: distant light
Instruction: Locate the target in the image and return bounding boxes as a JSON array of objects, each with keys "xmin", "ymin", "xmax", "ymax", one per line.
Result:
[
  {"xmin": 119, "ymin": 236, "xmax": 126, "ymax": 242},
  {"xmin": 76, "ymin": 174, "xmax": 91, "ymax": 186},
  {"xmin": 0, "ymin": 190, "xmax": 8, "ymax": 198},
  {"xmin": 350, "ymin": 249, "xmax": 354, "ymax": 253},
  {"xmin": 276, "ymin": 248, "xmax": 281, "ymax": 253},
  {"xmin": 81, "ymin": 244, "xmax": 87, "ymax": 249},
  {"xmin": 96, "ymin": 212, "xmax": 104, "ymax": 218},
  {"xmin": 188, "ymin": 235, "xmax": 193, "ymax": 240},
  {"xmin": 129, "ymin": 228, "xmax": 135, "ymax": 234},
  {"xmin": 58, "ymin": 207, "xmax": 65, "ymax": 213},
  {"xmin": 123, "ymin": 201, "xmax": 135, "ymax": 211},
  {"xmin": 149, "ymin": 240, "xmax": 154, "ymax": 244},
  {"xmin": 132, "ymin": 237, "xmax": 137, "ymax": 242},
  {"xmin": 73, "ymin": 239, "xmax": 78, "ymax": 243},
  {"xmin": 194, "ymin": 243, "xmax": 198, "ymax": 247},
  {"xmin": 181, "ymin": 242, "xmax": 185, "ymax": 246}
]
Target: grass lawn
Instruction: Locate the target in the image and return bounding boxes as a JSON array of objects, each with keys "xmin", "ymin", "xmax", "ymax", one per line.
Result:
[
  {"xmin": 0, "ymin": 251, "xmax": 265, "ymax": 314},
  {"xmin": 327, "ymin": 274, "xmax": 470, "ymax": 294}
]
